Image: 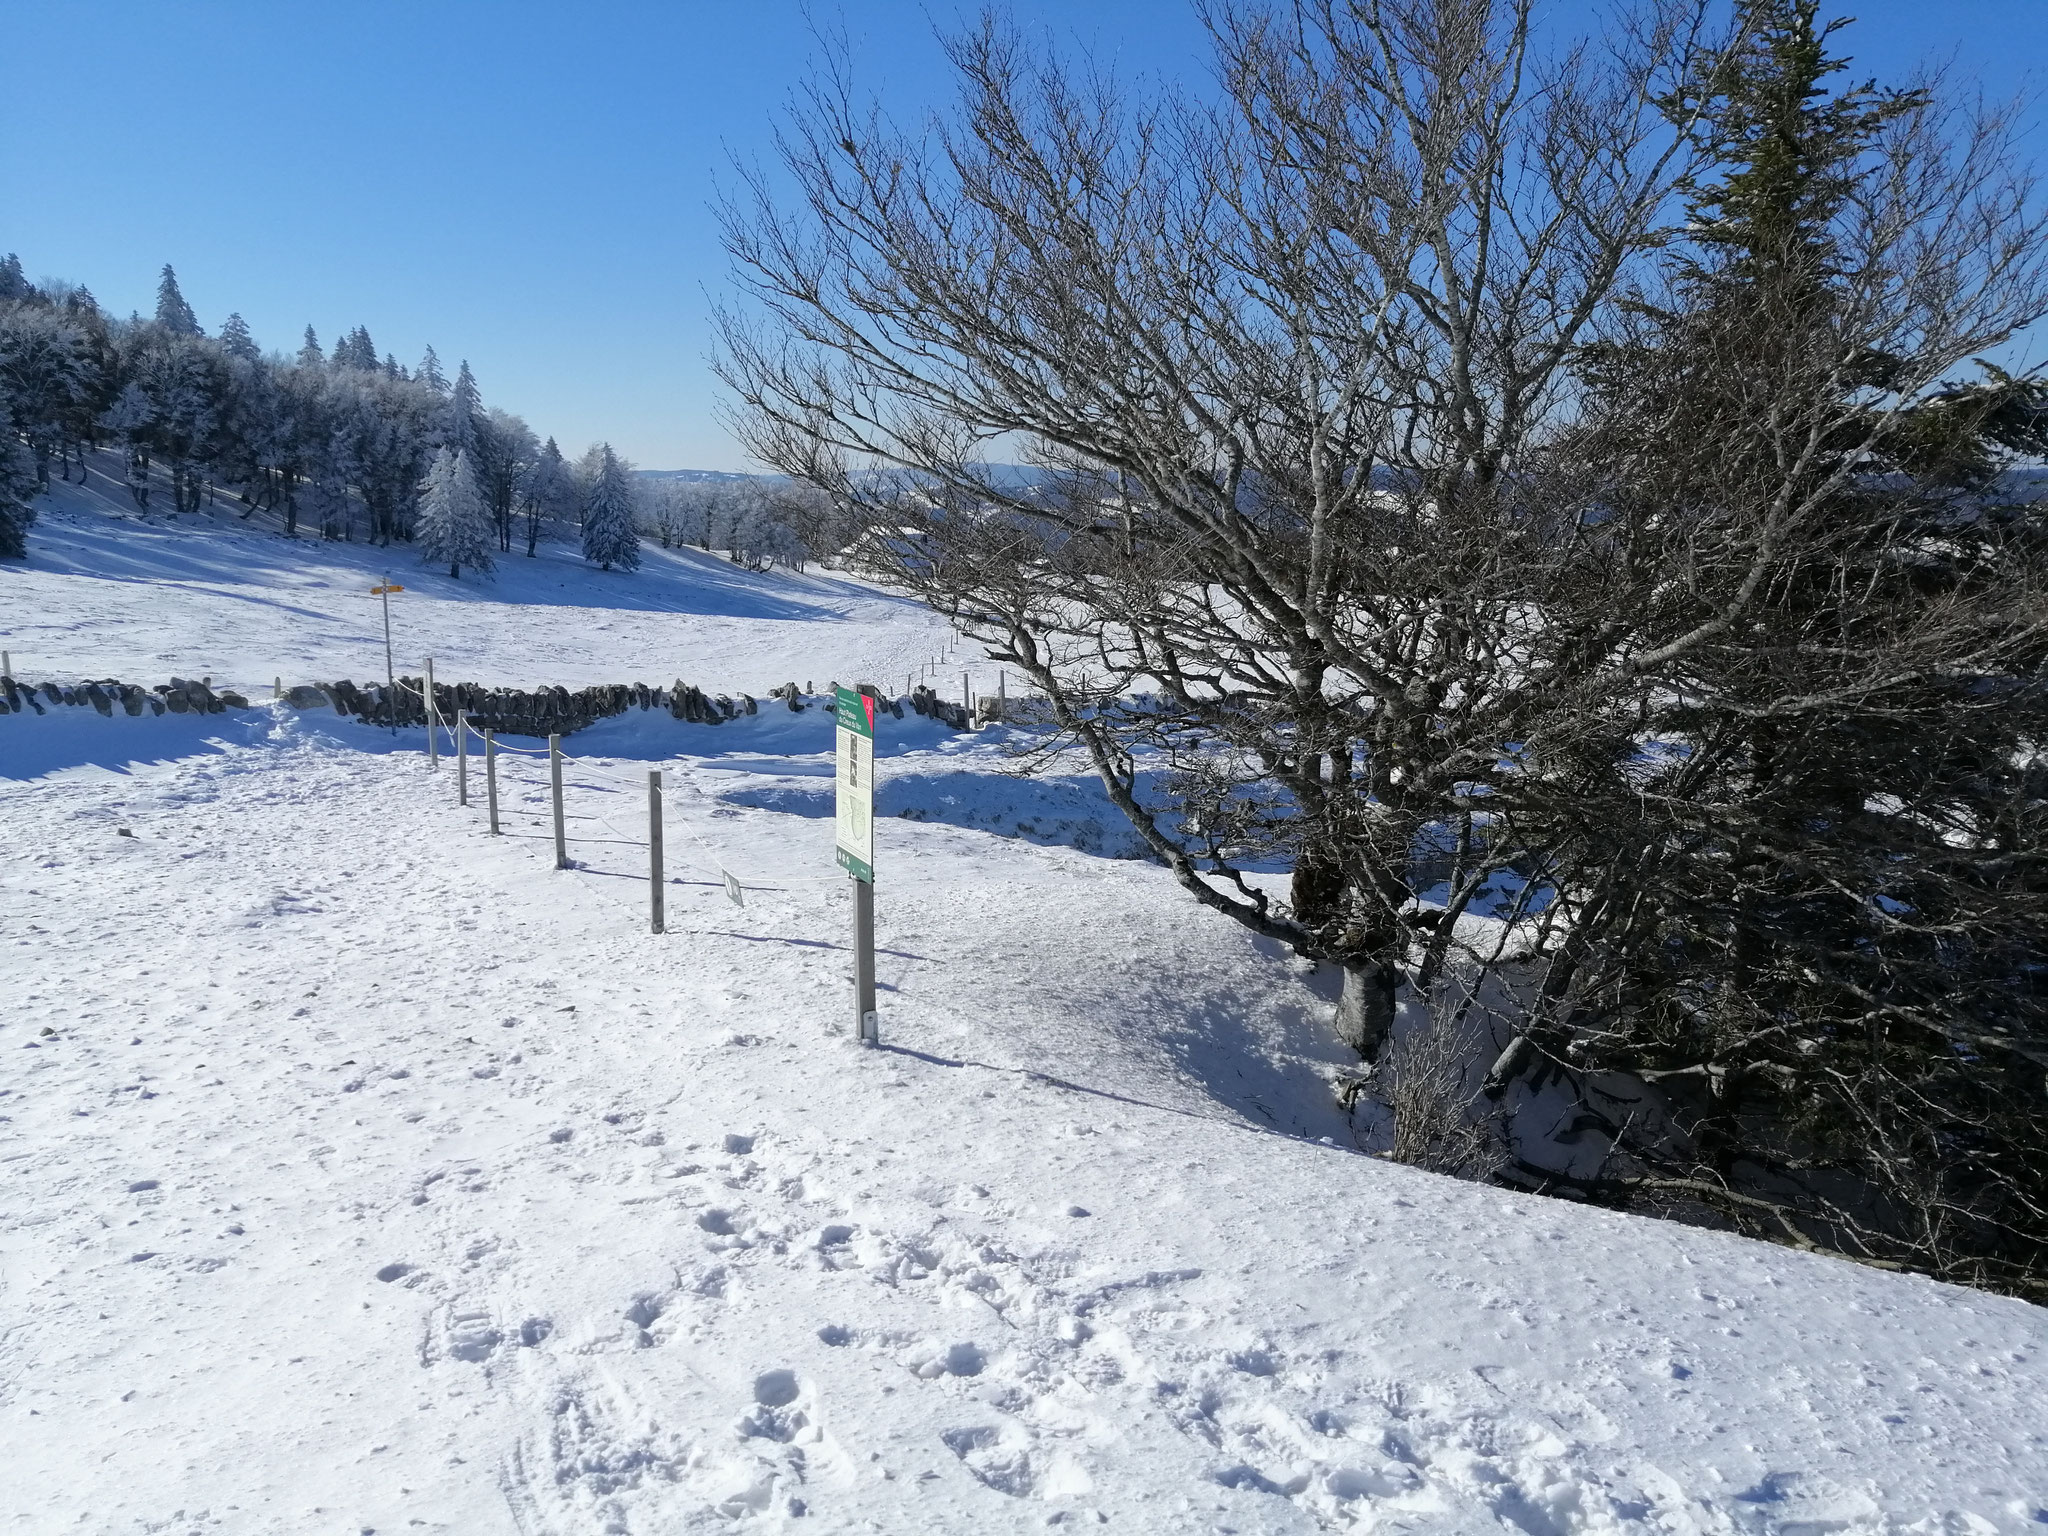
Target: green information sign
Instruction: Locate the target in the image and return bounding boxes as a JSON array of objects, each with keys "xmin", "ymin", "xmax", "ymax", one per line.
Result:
[{"xmin": 834, "ymin": 685, "xmax": 876, "ymax": 882}]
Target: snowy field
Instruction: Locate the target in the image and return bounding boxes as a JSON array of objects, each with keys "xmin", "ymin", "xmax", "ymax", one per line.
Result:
[
  {"xmin": 4, "ymin": 492, "xmax": 2048, "ymax": 1535},
  {"xmin": 1, "ymin": 454, "xmax": 960, "ymax": 696}
]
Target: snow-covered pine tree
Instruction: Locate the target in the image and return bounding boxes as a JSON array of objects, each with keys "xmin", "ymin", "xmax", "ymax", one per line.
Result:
[
  {"xmin": 446, "ymin": 360, "xmax": 480, "ymax": 457},
  {"xmin": 522, "ymin": 436, "xmax": 575, "ymax": 555},
  {"xmin": 0, "ymin": 433, "xmax": 37, "ymax": 558},
  {"xmin": 155, "ymin": 265, "xmax": 201, "ymax": 336},
  {"xmin": 297, "ymin": 326, "xmax": 324, "ymax": 368},
  {"xmin": 415, "ymin": 447, "xmax": 494, "ymax": 579},
  {"xmin": 416, "ymin": 346, "xmax": 448, "ymax": 395},
  {"xmin": 219, "ymin": 313, "xmax": 260, "ymax": 362},
  {"xmin": 580, "ymin": 444, "xmax": 640, "ymax": 571},
  {"xmin": 0, "ymin": 253, "xmax": 31, "ymax": 304}
]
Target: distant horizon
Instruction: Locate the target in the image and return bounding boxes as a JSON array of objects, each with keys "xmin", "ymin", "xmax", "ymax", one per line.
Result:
[{"xmin": 7, "ymin": 0, "xmax": 2042, "ymax": 471}]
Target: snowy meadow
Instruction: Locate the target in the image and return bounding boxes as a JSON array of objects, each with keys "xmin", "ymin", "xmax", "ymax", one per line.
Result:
[{"xmin": 4, "ymin": 483, "xmax": 2047, "ymax": 1535}]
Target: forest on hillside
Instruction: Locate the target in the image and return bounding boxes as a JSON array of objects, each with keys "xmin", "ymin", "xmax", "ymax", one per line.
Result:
[{"xmin": 0, "ymin": 261, "xmax": 833, "ymax": 572}]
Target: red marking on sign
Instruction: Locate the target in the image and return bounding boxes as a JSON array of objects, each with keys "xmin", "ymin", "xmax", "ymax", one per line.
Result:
[{"xmin": 862, "ymin": 694, "xmax": 875, "ymax": 730}]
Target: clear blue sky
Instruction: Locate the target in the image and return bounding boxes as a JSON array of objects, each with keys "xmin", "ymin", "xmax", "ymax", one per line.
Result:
[{"xmin": 5, "ymin": 1, "xmax": 2041, "ymax": 470}]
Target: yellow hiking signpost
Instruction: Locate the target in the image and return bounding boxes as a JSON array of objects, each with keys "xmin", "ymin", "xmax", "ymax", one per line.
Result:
[{"xmin": 835, "ymin": 685, "xmax": 879, "ymax": 1045}]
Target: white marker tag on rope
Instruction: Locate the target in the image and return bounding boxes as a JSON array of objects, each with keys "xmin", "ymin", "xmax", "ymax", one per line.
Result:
[{"xmin": 724, "ymin": 870, "xmax": 745, "ymax": 908}]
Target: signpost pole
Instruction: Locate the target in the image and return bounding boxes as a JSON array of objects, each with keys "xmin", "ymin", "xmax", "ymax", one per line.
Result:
[
  {"xmin": 853, "ymin": 875, "xmax": 876, "ymax": 1044},
  {"xmin": 380, "ymin": 576, "xmax": 396, "ymax": 735},
  {"xmin": 648, "ymin": 769, "xmax": 665, "ymax": 935},
  {"xmin": 834, "ymin": 684, "xmax": 879, "ymax": 1046}
]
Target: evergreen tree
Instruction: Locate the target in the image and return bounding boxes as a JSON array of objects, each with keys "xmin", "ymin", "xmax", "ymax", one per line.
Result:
[
  {"xmin": 219, "ymin": 313, "xmax": 260, "ymax": 362},
  {"xmin": 0, "ymin": 253, "xmax": 32, "ymax": 304},
  {"xmin": 580, "ymin": 444, "xmax": 640, "ymax": 571},
  {"xmin": 0, "ymin": 432, "xmax": 37, "ymax": 558},
  {"xmin": 154, "ymin": 265, "xmax": 202, "ymax": 336},
  {"xmin": 297, "ymin": 325, "xmax": 324, "ymax": 368},
  {"xmin": 445, "ymin": 359, "xmax": 480, "ymax": 456},
  {"xmin": 522, "ymin": 435, "xmax": 575, "ymax": 556},
  {"xmin": 416, "ymin": 345, "xmax": 449, "ymax": 396},
  {"xmin": 415, "ymin": 447, "xmax": 494, "ymax": 578}
]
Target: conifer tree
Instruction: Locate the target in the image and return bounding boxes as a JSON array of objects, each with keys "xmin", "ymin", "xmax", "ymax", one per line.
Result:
[
  {"xmin": 580, "ymin": 443, "xmax": 640, "ymax": 571},
  {"xmin": 522, "ymin": 435, "xmax": 575, "ymax": 556},
  {"xmin": 0, "ymin": 254, "xmax": 32, "ymax": 304},
  {"xmin": 415, "ymin": 446, "xmax": 494, "ymax": 578},
  {"xmin": 416, "ymin": 346, "xmax": 449, "ymax": 396},
  {"xmin": 446, "ymin": 360, "xmax": 480, "ymax": 456},
  {"xmin": 0, "ymin": 434, "xmax": 37, "ymax": 558},
  {"xmin": 297, "ymin": 326, "xmax": 324, "ymax": 368},
  {"xmin": 154, "ymin": 265, "xmax": 202, "ymax": 336},
  {"xmin": 219, "ymin": 313, "xmax": 260, "ymax": 362}
]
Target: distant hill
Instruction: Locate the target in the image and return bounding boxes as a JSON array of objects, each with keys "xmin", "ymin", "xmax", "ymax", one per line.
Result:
[{"xmin": 635, "ymin": 464, "xmax": 1059, "ymax": 492}]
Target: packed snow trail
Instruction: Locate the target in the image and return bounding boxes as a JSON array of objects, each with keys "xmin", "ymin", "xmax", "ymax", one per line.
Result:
[{"xmin": 4, "ymin": 722, "xmax": 2046, "ymax": 1534}]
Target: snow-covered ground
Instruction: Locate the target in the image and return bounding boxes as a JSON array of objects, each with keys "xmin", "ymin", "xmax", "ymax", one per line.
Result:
[
  {"xmin": 2, "ymin": 453, "xmax": 961, "ymax": 696},
  {"xmin": 4, "ymin": 497, "xmax": 2048, "ymax": 1535}
]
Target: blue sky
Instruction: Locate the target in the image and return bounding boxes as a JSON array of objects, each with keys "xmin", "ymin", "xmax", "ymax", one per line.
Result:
[{"xmin": 4, "ymin": 1, "xmax": 2041, "ymax": 470}]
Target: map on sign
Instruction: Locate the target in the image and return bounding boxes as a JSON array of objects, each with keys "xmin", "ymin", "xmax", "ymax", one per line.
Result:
[{"xmin": 834, "ymin": 685, "xmax": 875, "ymax": 883}]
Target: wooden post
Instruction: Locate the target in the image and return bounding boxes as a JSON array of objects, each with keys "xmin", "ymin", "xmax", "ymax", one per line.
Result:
[
  {"xmin": 485, "ymin": 731, "xmax": 500, "ymax": 834},
  {"xmin": 853, "ymin": 875, "xmax": 878, "ymax": 1046},
  {"xmin": 648, "ymin": 770, "xmax": 665, "ymax": 934},
  {"xmin": 380, "ymin": 575, "xmax": 396, "ymax": 735},
  {"xmin": 425, "ymin": 656, "xmax": 439, "ymax": 767},
  {"xmin": 456, "ymin": 709, "xmax": 469, "ymax": 805},
  {"xmin": 962, "ymin": 670, "xmax": 969, "ymax": 715},
  {"xmin": 549, "ymin": 734, "xmax": 567, "ymax": 869},
  {"xmin": 2, "ymin": 651, "xmax": 10, "ymax": 679},
  {"xmin": 273, "ymin": 675, "xmax": 282, "ymax": 700}
]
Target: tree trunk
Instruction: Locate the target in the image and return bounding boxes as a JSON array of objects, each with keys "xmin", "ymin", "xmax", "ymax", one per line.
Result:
[{"xmin": 1334, "ymin": 961, "xmax": 1395, "ymax": 1059}]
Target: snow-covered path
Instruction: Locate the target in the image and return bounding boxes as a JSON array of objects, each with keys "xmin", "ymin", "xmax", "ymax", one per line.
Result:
[{"xmin": 5, "ymin": 715, "xmax": 2046, "ymax": 1535}]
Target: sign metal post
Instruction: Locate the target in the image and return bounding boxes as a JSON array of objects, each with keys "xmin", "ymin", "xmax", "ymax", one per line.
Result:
[{"xmin": 835, "ymin": 685, "xmax": 878, "ymax": 1045}]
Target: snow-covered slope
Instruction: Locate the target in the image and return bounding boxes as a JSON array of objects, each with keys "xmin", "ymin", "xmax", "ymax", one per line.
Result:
[
  {"xmin": 3, "ymin": 497, "xmax": 2047, "ymax": 1535},
  {"xmin": 2, "ymin": 453, "xmax": 961, "ymax": 695}
]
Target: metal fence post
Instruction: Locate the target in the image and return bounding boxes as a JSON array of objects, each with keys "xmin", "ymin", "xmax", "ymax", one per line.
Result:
[
  {"xmin": 485, "ymin": 730, "xmax": 500, "ymax": 834},
  {"xmin": 456, "ymin": 709, "xmax": 469, "ymax": 805},
  {"xmin": 425, "ymin": 656, "xmax": 439, "ymax": 767},
  {"xmin": 648, "ymin": 769, "xmax": 665, "ymax": 934},
  {"xmin": 549, "ymin": 734, "xmax": 567, "ymax": 869}
]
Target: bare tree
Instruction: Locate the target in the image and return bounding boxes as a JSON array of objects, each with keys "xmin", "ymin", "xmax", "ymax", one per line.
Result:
[{"xmin": 717, "ymin": 0, "xmax": 2048, "ymax": 1290}]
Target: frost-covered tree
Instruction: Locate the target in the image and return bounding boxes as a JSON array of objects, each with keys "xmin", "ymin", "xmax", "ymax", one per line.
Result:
[
  {"xmin": 297, "ymin": 326, "xmax": 324, "ymax": 368},
  {"xmin": 218, "ymin": 312, "xmax": 260, "ymax": 362},
  {"xmin": 416, "ymin": 345, "xmax": 448, "ymax": 395},
  {"xmin": 415, "ymin": 446, "xmax": 494, "ymax": 578},
  {"xmin": 521, "ymin": 435, "xmax": 576, "ymax": 556},
  {"xmin": 445, "ymin": 359, "xmax": 480, "ymax": 458},
  {"xmin": 154, "ymin": 265, "xmax": 201, "ymax": 336},
  {"xmin": 98, "ymin": 381, "xmax": 155, "ymax": 509},
  {"xmin": 0, "ymin": 308, "xmax": 94, "ymax": 487},
  {"xmin": 580, "ymin": 443, "xmax": 640, "ymax": 571},
  {"xmin": 0, "ymin": 432, "xmax": 37, "ymax": 558},
  {"xmin": 0, "ymin": 253, "xmax": 32, "ymax": 305}
]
